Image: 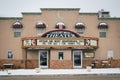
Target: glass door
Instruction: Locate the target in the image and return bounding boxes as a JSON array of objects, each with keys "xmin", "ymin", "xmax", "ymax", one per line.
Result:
[
  {"xmin": 39, "ymin": 50, "xmax": 48, "ymax": 68},
  {"xmin": 73, "ymin": 50, "xmax": 82, "ymax": 68}
]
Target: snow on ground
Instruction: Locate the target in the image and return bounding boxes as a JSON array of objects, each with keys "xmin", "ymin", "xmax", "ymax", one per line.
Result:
[{"xmin": 0, "ymin": 68, "xmax": 120, "ymax": 76}]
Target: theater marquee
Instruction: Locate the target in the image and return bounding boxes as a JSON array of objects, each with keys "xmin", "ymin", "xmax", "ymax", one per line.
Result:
[{"xmin": 22, "ymin": 30, "xmax": 98, "ymax": 49}]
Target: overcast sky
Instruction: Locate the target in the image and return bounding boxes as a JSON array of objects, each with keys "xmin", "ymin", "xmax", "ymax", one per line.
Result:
[{"xmin": 0, "ymin": 0, "xmax": 120, "ymax": 17}]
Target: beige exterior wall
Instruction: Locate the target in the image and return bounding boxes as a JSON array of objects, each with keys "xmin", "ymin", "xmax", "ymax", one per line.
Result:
[
  {"xmin": 0, "ymin": 19, "xmax": 23, "ymax": 60},
  {"xmin": 0, "ymin": 8, "xmax": 120, "ymax": 69}
]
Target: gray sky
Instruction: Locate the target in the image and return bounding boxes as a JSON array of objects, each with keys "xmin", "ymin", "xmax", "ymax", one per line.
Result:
[{"xmin": 0, "ymin": 0, "xmax": 120, "ymax": 17}]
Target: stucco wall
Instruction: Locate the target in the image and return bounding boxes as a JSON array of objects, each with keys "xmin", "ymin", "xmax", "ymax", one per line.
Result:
[{"xmin": 0, "ymin": 8, "xmax": 120, "ymax": 69}]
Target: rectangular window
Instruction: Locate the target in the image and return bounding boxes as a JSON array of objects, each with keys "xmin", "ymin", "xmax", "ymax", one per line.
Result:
[
  {"xmin": 76, "ymin": 29, "xmax": 84, "ymax": 35},
  {"xmin": 7, "ymin": 51, "xmax": 13, "ymax": 59},
  {"xmin": 37, "ymin": 28, "xmax": 45, "ymax": 35},
  {"xmin": 58, "ymin": 52, "xmax": 63, "ymax": 60},
  {"xmin": 99, "ymin": 32, "xmax": 106, "ymax": 38},
  {"xmin": 99, "ymin": 29, "xmax": 107, "ymax": 38},
  {"xmin": 13, "ymin": 28, "xmax": 22, "ymax": 37}
]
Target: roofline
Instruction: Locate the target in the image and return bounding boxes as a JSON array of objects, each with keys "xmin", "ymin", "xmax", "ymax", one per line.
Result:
[
  {"xmin": 0, "ymin": 17, "xmax": 22, "ymax": 20},
  {"xmin": 40, "ymin": 8, "xmax": 80, "ymax": 11},
  {"xmin": 99, "ymin": 17, "xmax": 120, "ymax": 20},
  {"xmin": 22, "ymin": 12, "xmax": 41, "ymax": 15},
  {"xmin": 80, "ymin": 13, "xmax": 98, "ymax": 15}
]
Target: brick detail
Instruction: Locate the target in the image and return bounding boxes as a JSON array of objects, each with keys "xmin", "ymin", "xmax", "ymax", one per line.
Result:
[
  {"xmin": 50, "ymin": 60, "xmax": 72, "ymax": 69},
  {"xmin": 26, "ymin": 59, "xmax": 38, "ymax": 69},
  {"xmin": 0, "ymin": 59, "xmax": 120, "ymax": 69},
  {"xmin": 0, "ymin": 59, "xmax": 38, "ymax": 69},
  {"xmin": 83, "ymin": 59, "xmax": 120, "ymax": 68}
]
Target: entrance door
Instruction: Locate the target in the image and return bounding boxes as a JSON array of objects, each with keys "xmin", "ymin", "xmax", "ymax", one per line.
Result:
[
  {"xmin": 73, "ymin": 50, "xmax": 82, "ymax": 68},
  {"xmin": 39, "ymin": 50, "xmax": 49, "ymax": 68}
]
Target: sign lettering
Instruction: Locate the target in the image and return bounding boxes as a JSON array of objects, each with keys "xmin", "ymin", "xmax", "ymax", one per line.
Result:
[{"xmin": 23, "ymin": 38, "xmax": 98, "ymax": 48}]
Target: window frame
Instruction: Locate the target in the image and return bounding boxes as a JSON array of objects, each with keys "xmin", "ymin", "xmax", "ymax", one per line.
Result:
[
  {"xmin": 99, "ymin": 28, "xmax": 107, "ymax": 38},
  {"xmin": 75, "ymin": 28, "xmax": 85, "ymax": 35},
  {"xmin": 13, "ymin": 28, "xmax": 22, "ymax": 38},
  {"xmin": 58, "ymin": 52, "xmax": 64, "ymax": 60},
  {"xmin": 36, "ymin": 28, "xmax": 46, "ymax": 35},
  {"xmin": 7, "ymin": 51, "xmax": 13, "ymax": 60}
]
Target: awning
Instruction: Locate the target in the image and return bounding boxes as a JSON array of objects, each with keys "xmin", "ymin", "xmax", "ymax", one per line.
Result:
[
  {"xmin": 36, "ymin": 22, "xmax": 46, "ymax": 28},
  {"xmin": 55, "ymin": 22, "xmax": 65, "ymax": 29},
  {"xmin": 98, "ymin": 22, "xmax": 108, "ymax": 29},
  {"xmin": 75, "ymin": 22, "xmax": 85, "ymax": 29},
  {"xmin": 12, "ymin": 21, "xmax": 23, "ymax": 28}
]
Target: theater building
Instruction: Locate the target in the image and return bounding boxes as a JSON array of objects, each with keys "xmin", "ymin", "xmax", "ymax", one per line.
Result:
[{"xmin": 0, "ymin": 8, "xmax": 120, "ymax": 69}]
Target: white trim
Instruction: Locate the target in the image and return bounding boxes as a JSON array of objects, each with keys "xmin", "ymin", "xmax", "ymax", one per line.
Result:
[{"xmin": 73, "ymin": 50, "xmax": 82, "ymax": 68}]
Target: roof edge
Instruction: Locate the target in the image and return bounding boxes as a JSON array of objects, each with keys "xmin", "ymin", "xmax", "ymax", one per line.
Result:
[
  {"xmin": 0, "ymin": 17, "xmax": 22, "ymax": 20},
  {"xmin": 40, "ymin": 8, "xmax": 80, "ymax": 11},
  {"xmin": 22, "ymin": 12, "xmax": 41, "ymax": 15},
  {"xmin": 99, "ymin": 17, "xmax": 120, "ymax": 20},
  {"xmin": 80, "ymin": 13, "xmax": 98, "ymax": 15}
]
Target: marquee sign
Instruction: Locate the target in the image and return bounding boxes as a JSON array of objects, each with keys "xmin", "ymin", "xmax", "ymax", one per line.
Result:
[
  {"xmin": 22, "ymin": 30, "xmax": 98, "ymax": 49},
  {"xmin": 41, "ymin": 30, "xmax": 80, "ymax": 38},
  {"xmin": 22, "ymin": 38, "xmax": 98, "ymax": 49}
]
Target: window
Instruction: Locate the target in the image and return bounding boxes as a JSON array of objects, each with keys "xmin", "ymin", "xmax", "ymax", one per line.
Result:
[
  {"xmin": 7, "ymin": 51, "xmax": 13, "ymax": 59},
  {"xmin": 58, "ymin": 52, "xmax": 63, "ymax": 60},
  {"xmin": 98, "ymin": 22, "xmax": 108, "ymax": 38},
  {"xmin": 75, "ymin": 28, "xmax": 84, "ymax": 35},
  {"xmin": 36, "ymin": 22, "xmax": 46, "ymax": 35},
  {"xmin": 99, "ymin": 28, "xmax": 107, "ymax": 38},
  {"xmin": 55, "ymin": 22, "xmax": 65, "ymax": 29},
  {"xmin": 13, "ymin": 28, "xmax": 22, "ymax": 37},
  {"xmin": 75, "ymin": 22, "xmax": 85, "ymax": 35},
  {"xmin": 12, "ymin": 21, "xmax": 23, "ymax": 38},
  {"xmin": 37, "ymin": 28, "xmax": 46, "ymax": 35}
]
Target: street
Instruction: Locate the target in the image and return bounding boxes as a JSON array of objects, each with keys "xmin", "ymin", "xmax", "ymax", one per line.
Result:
[{"xmin": 0, "ymin": 74, "xmax": 120, "ymax": 80}]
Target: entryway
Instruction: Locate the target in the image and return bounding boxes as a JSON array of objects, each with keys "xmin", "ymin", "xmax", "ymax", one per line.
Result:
[
  {"xmin": 39, "ymin": 50, "xmax": 49, "ymax": 68},
  {"xmin": 73, "ymin": 50, "xmax": 82, "ymax": 68}
]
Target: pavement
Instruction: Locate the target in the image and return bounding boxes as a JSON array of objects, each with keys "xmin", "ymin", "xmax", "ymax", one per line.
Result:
[
  {"xmin": 0, "ymin": 68, "xmax": 120, "ymax": 80},
  {"xmin": 0, "ymin": 68, "xmax": 120, "ymax": 76},
  {"xmin": 0, "ymin": 74, "xmax": 120, "ymax": 80}
]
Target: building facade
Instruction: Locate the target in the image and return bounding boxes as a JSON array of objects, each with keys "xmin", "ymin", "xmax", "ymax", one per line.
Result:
[{"xmin": 0, "ymin": 8, "xmax": 120, "ymax": 69}]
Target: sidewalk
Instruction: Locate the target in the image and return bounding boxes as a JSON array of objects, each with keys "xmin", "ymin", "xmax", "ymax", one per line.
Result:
[{"xmin": 0, "ymin": 68, "xmax": 120, "ymax": 76}]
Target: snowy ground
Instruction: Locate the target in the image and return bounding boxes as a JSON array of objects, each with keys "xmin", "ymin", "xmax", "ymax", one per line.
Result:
[{"xmin": 0, "ymin": 68, "xmax": 120, "ymax": 76}]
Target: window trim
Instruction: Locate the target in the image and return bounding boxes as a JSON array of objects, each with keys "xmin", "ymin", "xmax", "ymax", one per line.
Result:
[
  {"xmin": 99, "ymin": 28, "xmax": 107, "ymax": 38},
  {"xmin": 13, "ymin": 28, "xmax": 22, "ymax": 38},
  {"xmin": 36, "ymin": 28, "xmax": 46, "ymax": 35},
  {"xmin": 75, "ymin": 28, "xmax": 85, "ymax": 35},
  {"xmin": 7, "ymin": 51, "xmax": 13, "ymax": 60},
  {"xmin": 58, "ymin": 52, "xmax": 64, "ymax": 60}
]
